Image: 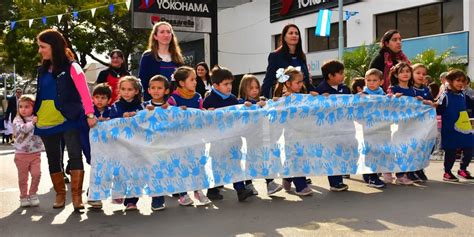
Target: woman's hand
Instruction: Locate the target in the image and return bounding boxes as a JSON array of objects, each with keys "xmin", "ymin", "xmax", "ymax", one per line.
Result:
[{"xmin": 87, "ymin": 116, "xmax": 97, "ymax": 128}]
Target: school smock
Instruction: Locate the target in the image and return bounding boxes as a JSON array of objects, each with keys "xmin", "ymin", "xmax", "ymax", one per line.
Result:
[
  {"xmin": 109, "ymin": 98, "xmax": 144, "ymax": 119},
  {"xmin": 168, "ymin": 90, "xmax": 203, "ymax": 109},
  {"xmin": 388, "ymin": 85, "xmax": 416, "ymax": 97},
  {"xmin": 202, "ymin": 89, "xmax": 239, "ymax": 109},
  {"xmin": 314, "ymin": 80, "xmax": 351, "ymax": 95},
  {"xmin": 437, "ymin": 90, "xmax": 474, "ymax": 149},
  {"xmin": 414, "ymin": 86, "xmax": 433, "ymax": 100}
]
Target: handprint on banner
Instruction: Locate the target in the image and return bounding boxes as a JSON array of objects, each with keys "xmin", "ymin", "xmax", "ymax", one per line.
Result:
[
  {"xmin": 123, "ymin": 127, "xmax": 133, "ymax": 139},
  {"xmin": 271, "ymin": 144, "xmax": 281, "ymax": 158},
  {"xmin": 110, "ymin": 127, "xmax": 120, "ymax": 140},
  {"xmin": 299, "ymin": 105, "xmax": 310, "ymax": 118},
  {"xmin": 302, "ymin": 160, "xmax": 311, "ymax": 174},
  {"xmin": 294, "ymin": 143, "xmax": 304, "ymax": 157},
  {"xmin": 316, "ymin": 112, "xmax": 325, "ymax": 126},
  {"xmin": 260, "ymin": 147, "xmax": 270, "ymax": 161},
  {"xmin": 289, "ymin": 106, "xmax": 297, "ymax": 119},
  {"xmin": 145, "ymin": 129, "xmax": 153, "ymax": 143},
  {"xmin": 334, "ymin": 144, "xmax": 343, "ymax": 157},
  {"xmin": 345, "ymin": 107, "xmax": 354, "ymax": 120},
  {"xmin": 279, "ymin": 109, "xmax": 288, "ymax": 124}
]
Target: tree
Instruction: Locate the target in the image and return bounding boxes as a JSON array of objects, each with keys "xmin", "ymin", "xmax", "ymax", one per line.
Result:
[
  {"xmin": 410, "ymin": 48, "xmax": 466, "ymax": 84},
  {"xmin": 342, "ymin": 43, "xmax": 380, "ymax": 86}
]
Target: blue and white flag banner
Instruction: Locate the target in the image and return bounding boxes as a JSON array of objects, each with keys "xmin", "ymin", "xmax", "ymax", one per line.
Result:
[
  {"xmin": 315, "ymin": 9, "xmax": 332, "ymax": 37},
  {"xmin": 89, "ymin": 95, "xmax": 437, "ymax": 200}
]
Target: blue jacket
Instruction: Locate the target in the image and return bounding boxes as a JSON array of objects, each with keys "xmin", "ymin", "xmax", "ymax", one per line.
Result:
[
  {"xmin": 203, "ymin": 90, "xmax": 239, "ymax": 109},
  {"xmin": 33, "ymin": 62, "xmax": 84, "ymax": 121},
  {"xmin": 314, "ymin": 80, "xmax": 350, "ymax": 95},
  {"xmin": 261, "ymin": 51, "xmax": 312, "ymax": 99},
  {"xmin": 110, "ymin": 98, "xmax": 144, "ymax": 119}
]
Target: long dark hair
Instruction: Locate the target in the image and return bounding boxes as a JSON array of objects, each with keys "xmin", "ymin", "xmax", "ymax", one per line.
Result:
[
  {"xmin": 37, "ymin": 29, "xmax": 75, "ymax": 75},
  {"xmin": 379, "ymin": 29, "xmax": 400, "ymax": 53},
  {"xmin": 109, "ymin": 49, "xmax": 128, "ymax": 74},
  {"xmin": 389, "ymin": 62, "xmax": 414, "ymax": 87},
  {"xmin": 195, "ymin": 62, "xmax": 211, "ymax": 85},
  {"xmin": 276, "ymin": 24, "xmax": 306, "ymax": 62}
]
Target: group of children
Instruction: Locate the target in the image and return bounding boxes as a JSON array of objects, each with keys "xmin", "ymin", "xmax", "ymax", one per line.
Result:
[{"xmin": 12, "ymin": 59, "xmax": 473, "ymax": 211}]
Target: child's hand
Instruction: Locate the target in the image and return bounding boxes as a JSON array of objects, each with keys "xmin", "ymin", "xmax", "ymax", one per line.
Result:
[
  {"xmin": 283, "ymin": 91, "xmax": 292, "ymax": 97},
  {"xmin": 256, "ymin": 101, "xmax": 266, "ymax": 107},
  {"xmin": 272, "ymin": 97, "xmax": 280, "ymax": 102},
  {"xmin": 322, "ymin": 93, "xmax": 330, "ymax": 97},
  {"xmin": 180, "ymin": 106, "xmax": 187, "ymax": 110},
  {"xmin": 309, "ymin": 91, "xmax": 319, "ymax": 96},
  {"xmin": 244, "ymin": 101, "xmax": 252, "ymax": 107},
  {"xmin": 394, "ymin": 93, "xmax": 403, "ymax": 98},
  {"xmin": 416, "ymin": 96, "xmax": 424, "ymax": 101},
  {"xmin": 32, "ymin": 116, "xmax": 38, "ymax": 124},
  {"xmin": 146, "ymin": 104, "xmax": 155, "ymax": 111},
  {"xmin": 422, "ymin": 100, "xmax": 435, "ymax": 107},
  {"xmin": 207, "ymin": 107, "xmax": 215, "ymax": 111}
]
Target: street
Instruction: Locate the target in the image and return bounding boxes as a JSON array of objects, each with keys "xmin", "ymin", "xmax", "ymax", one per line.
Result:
[{"xmin": 0, "ymin": 144, "xmax": 473, "ymax": 237}]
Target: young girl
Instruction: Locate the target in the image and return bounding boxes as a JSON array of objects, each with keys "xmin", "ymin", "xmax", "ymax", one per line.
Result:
[
  {"xmin": 273, "ymin": 66, "xmax": 313, "ymax": 196},
  {"xmin": 13, "ymin": 95, "xmax": 44, "ymax": 207},
  {"xmin": 167, "ymin": 66, "xmax": 212, "ymax": 206},
  {"xmin": 437, "ymin": 69, "xmax": 474, "ymax": 182},
  {"xmin": 238, "ymin": 74, "xmax": 283, "ymax": 196}
]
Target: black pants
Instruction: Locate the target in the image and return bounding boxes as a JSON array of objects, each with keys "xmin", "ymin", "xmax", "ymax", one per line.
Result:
[
  {"xmin": 41, "ymin": 129, "xmax": 83, "ymax": 174},
  {"xmin": 444, "ymin": 148, "xmax": 473, "ymax": 173}
]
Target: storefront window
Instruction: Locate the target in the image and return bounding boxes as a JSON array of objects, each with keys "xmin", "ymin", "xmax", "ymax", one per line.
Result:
[
  {"xmin": 397, "ymin": 8, "xmax": 418, "ymax": 39},
  {"xmin": 376, "ymin": 13, "xmax": 396, "ymax": 40},
  {"xmin": 307, "ymin": 22, "xmax": 346, "ymax": 53},
  {"xmin": 419, "ymin": 4, "xmax": 442, "ymax": 36},
  {"xmin": 443, "ymin": 0, "xmax": 463, "ymax": 32},
  {"xmin": 274, "ymin": 34, "xmax": 281, "ymax": 50}
]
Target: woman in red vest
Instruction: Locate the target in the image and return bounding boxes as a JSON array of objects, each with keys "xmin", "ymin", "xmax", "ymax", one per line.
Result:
[{"xmin": 96, "ymin": 49, "xmax": 130, "ymax": 105}]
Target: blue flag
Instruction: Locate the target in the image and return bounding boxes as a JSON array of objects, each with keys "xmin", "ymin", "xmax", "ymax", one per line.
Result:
[
  {"xmin": 345, "ymin": 11, "xmax": 359, "ymax": 21},
  {"xmin": 315, "ymin": 9, "xmax": 332, "ymax": 37},
  {"xmin": 10, "ymin": 21, "xmax": 16, "ymax": 30},
  {"xmin": 42, "ymin": 16, "xmax": 47, "ymax": 25},
  {"xmin": 109, "ymin": 4, "xmax": 114, "ymax": 15},
  {"xmin": 73, "ymin": 11, "xmax": 78, "ymax": 20}
]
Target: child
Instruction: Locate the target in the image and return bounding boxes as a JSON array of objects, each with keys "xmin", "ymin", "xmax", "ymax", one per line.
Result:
[
  {"xmin": 351, "ymin": 77, "xmax": 365, "ymax": 94},
  {"xmin": 202, "ymin": 65, "xmax": 254, "ymax": 202},
  {"xmin": 13, "ymin": 95, "xmax": 44, "ymax": 207},
  {"xmin": 143, "ymin": 75, "xmax": 170, "ymax": 110},
  {"xmin": 273, "ymin": 66, "xmax": 313, "ymax": 196},
  {"xmin": 167, "ymin": 66, "xmax": 212, "ymax": 206},
  {"xmin": 87, "ymin": 83, "xmax": 113, "ymax": 209},
  {"xmin": 109, "ymin": 76, "xmax": 155, "ymax": 211},
  {"xmin": 92, "ymin": 83, "xmax": 112, "ymax": 121},
  {"xmin": 358, "ymin": 69, "xmax": 387, "ymax": 188},
  {"xmin": 313, "ymin": 60, "xmax": 350, "ymax": 192},
  {"xmin": 238, "ymin": 74, "xmax": 283, "ymax": 196},
  {"xmin": 437, "ymin": 69, "xmax": 474, "ymax": 181}
]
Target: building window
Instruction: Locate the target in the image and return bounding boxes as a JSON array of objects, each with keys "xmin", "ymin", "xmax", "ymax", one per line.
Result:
[
  {"xmin": 376, "ymin": 1, "xmax": 463, "ymax": 40},
  {"xmin": 274, "ymin": 34, "xmax": 281, "ymax": 50},
  {"xmin": 307, "ymin": 21, "xmax": 347, "ymax": 53}
]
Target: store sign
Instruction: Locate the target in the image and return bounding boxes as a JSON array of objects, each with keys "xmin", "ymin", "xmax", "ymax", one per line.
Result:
[
  {"xmin": 132, "ymin": 0, "xmax": 215, "ymax": 32},
  {"xmin": 270, "ymin": 0, "xmax": 358, "ymax": 22}
]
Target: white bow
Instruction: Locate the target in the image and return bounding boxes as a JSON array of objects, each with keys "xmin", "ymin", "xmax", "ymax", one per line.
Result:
[{"xmin": 276, "ymin": 68, "xmax": 289, "ymax": 83}]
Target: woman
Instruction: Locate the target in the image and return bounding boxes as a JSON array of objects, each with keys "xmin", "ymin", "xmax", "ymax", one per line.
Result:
[
  {"xmin": 96, "ymin": 49, "xmax": 130, "ymax": 105},
  {"xmin": 139, "ymin": 21, "xmax": 184, "ymax": 101},
  {"xmin": 369, "ymin": 29, "xmax": 411, "ymax": 92},
  {"xmin": 195, "ymin": 62, "xmax": 212, "ymax": 98},
  {"xmin": 261, "ymin": 24, "xmax": 313, "ymax": 99},
  {"xmin": 34, "ymin": 29, "xmax": 96, "ymax": 210}
]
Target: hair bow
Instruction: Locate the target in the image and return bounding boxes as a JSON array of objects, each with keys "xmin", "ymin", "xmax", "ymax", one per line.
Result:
[{"xmin": 276, "ymin": 68, "xmax": 289, "ymax": 83}]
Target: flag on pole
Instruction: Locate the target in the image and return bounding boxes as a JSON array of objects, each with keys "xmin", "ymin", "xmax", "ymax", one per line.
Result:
[
  {"xmin": 91, "ymin": 8, "xmax": 96, "ymax": 17},
  {"xmin": 126, "ymin": 0, "xmax": 131, "ymax": 10},
  {"xmin": 73, "ymin": 11, "xmax": 78, "ymax": 20},
  {"xmin": 10, "ymin": 21, "xmax": 16, "ymax": 30},
  {"xmin": 109, "ymin": 4, "xmax": 114, "ymax": 15},
  {"xmin": 28, "ymin": 19, "xmax": 34, "ymax": 28},
  {"xmin": 57, "ymin": 14, "xmax": 63, "ymax": 23},
  {"xmin": 345, "ymin": 11, "xmax": 359, "ymax": 21},
  {"xmin": 42, "ymin": 16, "xmax": 47, "ymax": 25},
  {"xmin": 315, "ymin": 9, "xmax": 332, "ymax": 37}
]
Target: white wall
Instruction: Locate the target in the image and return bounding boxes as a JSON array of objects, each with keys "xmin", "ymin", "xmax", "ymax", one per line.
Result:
[{"xmin": 218, "ymin": 0, "xmax": 467, "ymax": 76}]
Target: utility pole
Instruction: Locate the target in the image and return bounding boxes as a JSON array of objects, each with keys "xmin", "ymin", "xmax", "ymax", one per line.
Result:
[{"xmin": 338, "ymin": 0, "xmax": 344, "ymax": 61}]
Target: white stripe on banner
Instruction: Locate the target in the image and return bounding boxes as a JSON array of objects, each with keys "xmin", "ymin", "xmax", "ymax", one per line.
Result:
[
  {"xmin": 88, "ymin": 94, "xmax": 438, "ymax": 200},
  {"xmin": 315, "ymin": 9, "xmax": 332, "ymax": 37}
]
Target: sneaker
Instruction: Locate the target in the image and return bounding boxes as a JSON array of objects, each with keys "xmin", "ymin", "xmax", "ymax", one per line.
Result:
[
  {"xmin": 246, "ymin": 183, "xmax": 258, "ymax": 195},
  {"xmin": 383, "ymin": 173, "xmax": 394, "ymax": 184},
  {"xmin": 367, "ymin": 178, "xmax": 386, "ymax": 188},
  {"xmin": 330, "ymin": 183, "xmax": 349, "ymax": 192},
  {"xmin": 282, "ymin": 179, "xmax": 292, "ymax": 191},
  {"xmin": 151, "ymin": 203, "xmax": 165, "ymax": 211},
  {"xmin": 457, "ymin": 170, "xmax": 474, "ymax": 180},
  {"xmin": 112, "ymin": 198, "xmax": 124, "ymax": 204},
  {"xmin": 206, "ymin": 189, "xmax": 223, "ymax": 200},
  {"xmin": 295, "ymin": 187, "xmax": 313, "ymax": 196},
  {"xmin": 396, "ymin": 175, "xmax": 414, "ymax": 185},
  {"xmin": 194, "ymin": 190, "xmax": 212, "ymax": 205},
  {"xmin": 306, "ymin": 178, "xmax": 312, "ymax": 184},
  {"xmin": 407, "ymin": 172, "xmax": 422, "ymax": 183},
  {"xmin": 266, "ymin": 181, "xmax": 283, "ymax": 195},
  {"xmin": 29, "ymin": 194, "xmax": 40, "ymax": 207},
  {"xmin": 178, "ymin": 194, "xmax": 194, "ymax": 206},
  {"xmin": 125, "ymin": 203, "xmax": 137, "ymax": 211},
  {"xmin": 415, "ymin": 170, "xmax": 428, "ymax": 182},
  {"xmin": 443, "ymin": 172, "xmax": 459, "ymax": 182},
  {"xmin": 20, "ymin": 198, "xmax": 31, "ymax": 207},
  {"xmin": 237, "ymin": 188, "xmax": 253, "ymax": 202},
  {"xmin": 87, "ymin": 200, "xmax": 103, "ymax": 209}
]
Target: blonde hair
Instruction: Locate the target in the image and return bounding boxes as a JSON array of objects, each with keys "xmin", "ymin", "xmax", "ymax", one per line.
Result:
[
  {"xmin": 273, "ymin": 66, "xmax": 306, "ymax": 97},
  {"xmin": 17, "ymin": 94, "xmax": 36, "ymax": 122},
  {"xmin": 238, "ymin": 74, "xmax": 260, "ymax": 100},
  {"xmin": 412, "ymin": 63, "xmax": 427, "ymax": 72},
  {"xmin": 118, "ymin": 76, "xmax": 143, "ymax": 102},
  {"xmin": 147, "ymin": 21, "xmax": 184, "ymax": 65}
]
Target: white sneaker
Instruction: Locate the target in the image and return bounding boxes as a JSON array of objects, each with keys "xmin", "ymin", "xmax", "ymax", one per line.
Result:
[
  {"xmin": 194, "ymin": 190, "xmax": 212, "ymax": 205},
  {"xmin": 246, "ymin": 183, "xmax": 258, "ymax": 195},
  {"xmin": 178, "ymin": 194, "xmax": 194, "ymax": 206},
  {"xmin": 29, "ymin": 195, "xmax": 40, "ymax": 207},
  {"xmin": 20, "ymin": 198, "xmax": 31, "ymax": 207},
  {"xmin": 266, "ymin": 181, "xmax": 283, "ymax": 195}
]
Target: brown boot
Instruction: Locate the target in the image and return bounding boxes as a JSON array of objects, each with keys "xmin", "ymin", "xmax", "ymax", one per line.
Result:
[
  {"xmin": 70, "ymin": 170, "xmax": 85, "ymax": 210},
  {"xmin": 50, "ymin": 172, "xmax": 66, "ymax": 208}
]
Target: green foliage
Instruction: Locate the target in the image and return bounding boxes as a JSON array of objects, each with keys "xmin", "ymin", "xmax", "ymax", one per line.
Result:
[
  {"xmin": 342, "ymin": 43, "xmax": 379, "ymax": 86},
  {"xmin": 410, "ymin": 47, "xmax": 466, "ymax": 84}
]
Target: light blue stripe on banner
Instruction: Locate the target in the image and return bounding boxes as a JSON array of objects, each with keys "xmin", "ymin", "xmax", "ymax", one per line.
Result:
[{"xmin": 315, "ymin": 9, "xmax": 332, "ymax": 37}]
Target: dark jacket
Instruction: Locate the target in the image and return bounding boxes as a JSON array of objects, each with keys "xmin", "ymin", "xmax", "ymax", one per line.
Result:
[
  {"xmin": 261, "ymin": 51, "xmax": 312, "ymax": 99},
  {"xmin": 33, "ymin": 62, "xmax": 84, "ymax": 121},
  {"xmin": 202, "ymin": 90, "xmax": 239, "ymax": 109},
  {"xmin": 314, "ymin": 80, "xmax": 351, "ymax": 95},
  {"xmin": 196, "ymin": 76, "xmax": 211, "ymax": 98},
  {"xmin": 5, "ymin": 96, "xmax": 17, "ymax": 122}
]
